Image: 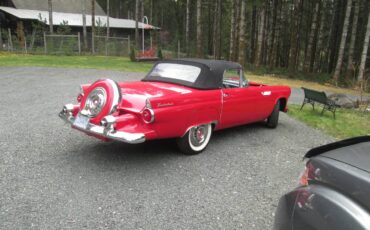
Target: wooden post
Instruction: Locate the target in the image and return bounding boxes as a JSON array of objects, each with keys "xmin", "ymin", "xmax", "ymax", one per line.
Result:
[
  {"xmin": 78, "ymin": 32, "xmax": 81, "ymax": 55},
  {"xmin": 44, "ymin": 32, "xmax": 47, "ymax": 54},
  {"xmin": 0, "ymin": 25, "xmax": 3, "ymax": 49},
  {"xmin": 24, "ymin": 38, "xmax": 27, "ymax": 54},
  {"xmin": 8, "ymin": 28, "xmax": 13, "ymax": 51},
  {"xmin": 30, "ymin": 29, "xmax": 36, "ymax": 51},
  {"xmin": 128, "ymin": 35, "xmax": 131, "ymax": 55},
  {"xmin": 105, "ymin": 36, "xmax": 108, "ymax": 56}
]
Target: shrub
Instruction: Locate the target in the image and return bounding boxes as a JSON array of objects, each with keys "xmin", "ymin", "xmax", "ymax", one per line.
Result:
[
  {"xmin": 157, "ymin": 48, "xmax": 163, "ymax": 60},
  {"xmin": 129, "ymin": 47, "xmax": 136, "ymax": 62}
]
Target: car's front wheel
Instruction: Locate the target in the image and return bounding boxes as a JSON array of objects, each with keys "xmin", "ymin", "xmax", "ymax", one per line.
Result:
[{"xmin": 177, "ymin": 124, "xmax": 212, "ymax": 155}]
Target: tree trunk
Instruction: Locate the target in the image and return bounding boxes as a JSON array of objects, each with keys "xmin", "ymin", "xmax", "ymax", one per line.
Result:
[
  {"xmin": 82, "ymin": 0, "xmax": 87, "ymax": 51},
  {"xmin": 135, "ymin": 0, "xmax": 139, "ymax": 49},
  {"xmin": 304, "ymin": 0, "xmax": 320, "ymax": 72},
  {"xmin": 288, "ymin": 0, "xmax": 300, "ymax": 70},
  {"xmin": 141, "ymin": 0, "xmax": 144, "ymax": 23},
  {"xmin": 328, "ymin": 0, "xmax": 343, "ymax": 73},
  {"xmin": 274, "ymin": 1, "xmax": 283, "ymax": 67},
  {"xmin": 269, "ymin": 0, "xmax": 279, "ymax": 68},
  {"xmin": 185, "ymin": 0, "xmax": 190, "ymax": 56},
  {"xmin": 196, "ymin": 0, "xmax": 202, "ymax": 58},
  {"xmin": 217, "ymin": 0, "xmax": 222, "ymax": 59},
  {"xmin": 150, "ymin": 0, "xmax": 153, "ymax": 24},
  {"xmin": 255, "ymin": 5, "xmax": 265, "ymax": 67},
  {"xmin": 238, "ymin": 0, "xmax": 246, "ymax": 65},
  {"xmin": 213, "ymin": 0, "xmax": 218, "ymax": 59},
  {"xmin": 91, "ymin": 0, "xmax": 95, "ymax": 53},
  {"xmin": 234, "ymin": 0, "xmax": 241, "ymax": 61},
  {"xmin": 357, "ymin": 10, "xmax": 370, "ymax": 83},
  {"xmin": 314, "ymin": 0, "xmax": 327, "ymax": 72},
  {"xmin": 346, "ymin": 0, "xmax": 360, "ymax": 78},
  {"xmin": 48, "ymin": 0, "xmax": 53, "ymax": 34},
  {"xmin": 322, "ymin": 1, "xmax": 335, "ymax": 73},
  {"xmin": 250, "ymin": 3, "xmax": 257, "ymax": 63},
  {"xmin": 229, "ymin": 0, "xmax": 235, "ymax": 61},
  {"xmin": 262, "ymin": 1, "xmax": 269, "ymax": 66},
  {"xmin": 333, "ymin": 0, "xmax": 352, "ymax": 84},
  {"xmin": 106, "ymin": 0, "xmax": 110, "ymax": 37}
]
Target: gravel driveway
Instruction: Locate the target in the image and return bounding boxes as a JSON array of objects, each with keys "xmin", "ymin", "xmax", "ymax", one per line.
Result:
[{"xmin": 0, "ymin": 67, "xmax": 333, "ymax": 229}]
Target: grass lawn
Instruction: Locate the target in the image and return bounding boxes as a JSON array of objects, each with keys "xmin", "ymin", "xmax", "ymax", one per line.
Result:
[
  {"xmin": 247, "ymin": 72, "xmax": 370, "ymax": 97},
  {"xmin": 288, "ymin": 104, "xmax": 370, "ymax": 139},
  {"xmin": 0, "ymin": 53, "xmax": 153, "ymax": 72}
]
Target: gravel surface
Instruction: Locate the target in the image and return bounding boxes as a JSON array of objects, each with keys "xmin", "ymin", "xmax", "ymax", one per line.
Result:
[{"xmin": 0, "ymin": 67, "xmax": 333, "ymax": 229}]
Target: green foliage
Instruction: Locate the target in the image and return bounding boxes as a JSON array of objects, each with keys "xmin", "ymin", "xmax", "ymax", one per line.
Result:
[
  {"xmin": 95, "ymin": 18, "xmax": 106, "ymax": 36},
  {"xmin": 32, "ymin": 13, "xmax": 47, "ymax": 32},
  {"xmin": 129, "ymin": 47, "xmax": 136, "ymax": 62},
  {"xmin": 288, "ymin": 104, "xmax": 369, "ymax": 139},
  {"xmin": 56, "ymin": 21, "xmax": 72, "ymax": 35},
  {"xmin": 157, "ymin": 48, "xmax": 163, "ymax": 60}
]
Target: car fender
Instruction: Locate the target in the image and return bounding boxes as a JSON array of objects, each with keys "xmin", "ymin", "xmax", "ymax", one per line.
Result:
[
  {"xmin": 290, "ymin": 185, "xmax": 370, "ymax": 230},
  {"xmin": 184, "ymin": 107, "xmax": 220, "ymax": 133}
]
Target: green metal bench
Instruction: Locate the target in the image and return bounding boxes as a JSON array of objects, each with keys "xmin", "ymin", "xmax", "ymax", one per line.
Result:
[{"xmin": 300, "ymin": 87, "xmax": 338, "ymax": 118}]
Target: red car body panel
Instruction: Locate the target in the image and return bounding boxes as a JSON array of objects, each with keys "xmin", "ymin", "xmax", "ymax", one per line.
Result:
[
  {"xmin": 61, "ymin": 60, "xmax": 291, "ymax": 146},
  {"xmin": 82, "ymin": 81, "xmax": 290, "ymax": 140}
]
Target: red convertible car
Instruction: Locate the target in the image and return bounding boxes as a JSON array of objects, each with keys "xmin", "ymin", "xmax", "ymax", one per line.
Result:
[{"xmin": 59, "ymin": 59, "xmax": 291, "ymax": 154}]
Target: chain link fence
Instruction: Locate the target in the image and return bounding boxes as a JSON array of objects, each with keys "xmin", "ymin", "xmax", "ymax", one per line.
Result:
[
  {"xmin": 94, "ymin": 35, "xmax": 130, "ymax": 56},
  {"xmin": 44, "ymin": 33, "xmax": 81, "ymax": 55},
  {"xmin": 0, "ymin": 28, "xmax": 131, "ymax": 56}
]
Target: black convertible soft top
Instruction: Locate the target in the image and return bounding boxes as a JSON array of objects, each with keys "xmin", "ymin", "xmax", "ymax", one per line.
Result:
[{"xmin": 142, "ymin": 59, "xmax": 242, "ymax": 89}]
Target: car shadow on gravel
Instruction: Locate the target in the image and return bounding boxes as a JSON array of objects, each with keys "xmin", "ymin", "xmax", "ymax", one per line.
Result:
[
  {"xmin": 70, "ymin": 121, "xmax": 268, "ymax": 164},
  {"xmin": 67, "ymin": 138, "xmax": 184, "ymax": 169}
]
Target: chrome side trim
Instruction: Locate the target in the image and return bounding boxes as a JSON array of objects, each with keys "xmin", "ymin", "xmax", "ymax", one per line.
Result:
[{"xmin": 59, "ymin": 107, "xmax": 145, "ymax": 144}]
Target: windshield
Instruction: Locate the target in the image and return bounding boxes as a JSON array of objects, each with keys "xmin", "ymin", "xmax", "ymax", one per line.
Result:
[{"xmin": 148, "ymin": 63, "xmax": 201, "ymax": 83}]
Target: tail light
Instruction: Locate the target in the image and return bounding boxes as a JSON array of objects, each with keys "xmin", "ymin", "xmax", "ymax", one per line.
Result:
[
  {"xmin": 299, "ymin": 161, "xmax": 318, "ymax": 186},
  {"xmin": 142, "ymin": 99, "xmax": 154, "ymax": 123},
  {"xmin": 77, "ymin": 93, "xmax": 84, "ymax": 102},
  {"xmin": 142, "ymin": 108, "xmax": 154, "ymax": 123}
]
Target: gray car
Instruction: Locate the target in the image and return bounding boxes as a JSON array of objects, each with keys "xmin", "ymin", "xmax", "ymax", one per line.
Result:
[{"xmin": 274, "ymin": 136, "xmax": 370, "ymax": 230}]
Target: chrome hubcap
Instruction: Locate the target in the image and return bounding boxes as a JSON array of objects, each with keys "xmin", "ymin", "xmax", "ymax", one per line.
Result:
[
  {"xmin": 82, "ymin": 87, "xmax": 106, "ymax": 117},
  {"xmin": 190, "ymin": 125, "xmax": 208, "ymax": 147}
]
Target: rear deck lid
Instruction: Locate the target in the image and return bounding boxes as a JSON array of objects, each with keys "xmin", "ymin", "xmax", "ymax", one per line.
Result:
[{"xmin": 305, "ymin": 136, "xmax": 370, "ymax": 172}]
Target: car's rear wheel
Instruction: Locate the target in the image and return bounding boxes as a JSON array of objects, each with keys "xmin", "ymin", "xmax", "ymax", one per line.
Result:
[
  {"xmin": 177, "ymin": 124, "xmax": 212, "ymax": 155},
  {"xmin": 267, "ymin": 101, "xmax": 280, "ymax": 128}
]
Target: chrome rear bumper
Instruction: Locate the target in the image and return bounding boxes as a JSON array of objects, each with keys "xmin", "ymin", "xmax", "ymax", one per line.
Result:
[{"xmin": 59, "ymin": 106, "xmax": 145, "ymax": 144}]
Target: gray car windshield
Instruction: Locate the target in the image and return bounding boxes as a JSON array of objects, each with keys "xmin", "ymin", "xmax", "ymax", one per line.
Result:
[{"xmin": 148, "ymin": 63, "xmax": 201, "ymax": 83}]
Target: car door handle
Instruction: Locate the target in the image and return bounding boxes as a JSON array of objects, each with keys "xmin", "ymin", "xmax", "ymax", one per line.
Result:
[{"xmin": 223, "ymin": 93, "xmax": 230, "ymax": 97}]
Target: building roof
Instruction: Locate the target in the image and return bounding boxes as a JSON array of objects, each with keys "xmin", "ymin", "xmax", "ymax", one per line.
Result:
[
  {"xmin": 11, "ymin": 0, "xmax": 106, "ymax": 16},
  {"xmin": 0, "ymin": 6, "xmax": 157, "ymax": 30}
]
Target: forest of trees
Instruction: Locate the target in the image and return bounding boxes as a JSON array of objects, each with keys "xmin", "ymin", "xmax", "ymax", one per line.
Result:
[{"xmin": 80, "ymin": 1, "xmax": 370, "ymax": 88}]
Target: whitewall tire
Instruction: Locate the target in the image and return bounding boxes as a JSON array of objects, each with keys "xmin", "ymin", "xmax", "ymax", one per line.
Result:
[{"xmin": 177, "ymin": 123, "xmax": 212, "ymax": 155}]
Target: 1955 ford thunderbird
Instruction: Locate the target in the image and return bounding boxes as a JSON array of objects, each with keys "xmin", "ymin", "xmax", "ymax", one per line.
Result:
[{"xmin": 59, "ymin": 59, "xmax": 291, "ymax": 155}]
